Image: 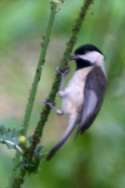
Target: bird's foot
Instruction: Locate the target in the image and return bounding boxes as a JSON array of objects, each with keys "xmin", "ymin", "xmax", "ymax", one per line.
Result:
[
  {"xmin": 42, "ymin": 99, "xmax": 64, "ymax": 116},
  {"xmin": 58, "ymin": 90, "xmax": 65, "ymax": 97},
  {"xmin": 56, "ymin": 66, "xmax": 70, "ymax": 77},
  {"xmin": 56, "ymin": 109, "xmax": 64, "ymax": 116},
  {"xmin": 42, "ymin": 99, "xmax": 56, "ymax": 111}
]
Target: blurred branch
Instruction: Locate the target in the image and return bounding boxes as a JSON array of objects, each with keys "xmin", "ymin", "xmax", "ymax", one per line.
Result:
[
  {"xmin": 9, "ymin": 1, "xmax": 62, "ymax": 188},
  {"xmin": 8, "ymin": 0, "xmax": 93, "ymax": 187},
  {"xmin": 22, "ymin": 0, "xmax": 62, "ymax": 134},
  {"xmin": 29, "ymin": 0, "xmax": 94, "ymax": 157}
]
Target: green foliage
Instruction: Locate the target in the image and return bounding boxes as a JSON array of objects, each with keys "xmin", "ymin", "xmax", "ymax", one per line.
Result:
[
  {"xmin": 0, "ymin": 0, "xmax": 125, "ymax": 188},
  {"xmin": 0, "ymin": 126, "xmax": 23, "ymax": 153}
]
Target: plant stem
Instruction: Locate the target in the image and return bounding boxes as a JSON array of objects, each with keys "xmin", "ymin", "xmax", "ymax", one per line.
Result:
[
  {"xmin": 22, "ymin": 1, "xmax": 58, "ymax": 134},
  {"xmin": 8, "ymin": 1, "xmax": 60, "ymax": 188},
  {"xmin": 29, "ymin": 0, "xmax": 94, "ymax": 156},
  {"xmin": 8, "ymin": 0, "xmax": 93, "ymax": 187}
]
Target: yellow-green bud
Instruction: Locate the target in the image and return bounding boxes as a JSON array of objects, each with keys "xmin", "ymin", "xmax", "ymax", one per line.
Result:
[
  {"xmin": 18, "ymin": 135, "xmax": 27, "ymax": 145},
  {"xmin": 51, "ymin": 0, "xmax": 64, "ymax": 6},
  {"xmin": 51, "ymin": 0, "xmax": 61, "ymax": 4}
]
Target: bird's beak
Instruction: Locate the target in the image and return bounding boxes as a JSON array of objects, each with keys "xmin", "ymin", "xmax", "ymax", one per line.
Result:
[{"xmin": 70, "ymin": 54, "xmax": 78, "ymax": 61}]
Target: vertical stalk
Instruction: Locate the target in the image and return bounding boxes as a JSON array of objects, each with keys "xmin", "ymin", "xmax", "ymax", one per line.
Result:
[
  {"xmin": 8, "ymin": 1, "xmax": 61, "ymax": 188},
  {"xmin": 22, "ymin": 1, "xmax": 58, "ymax": 134},
  {"xmin": 8, "ymin": 0, "xmax": 94, "ymax": 187},
  {"xmin": 29, "ymin": 0, "xmax": 94, "ymax": 157}
]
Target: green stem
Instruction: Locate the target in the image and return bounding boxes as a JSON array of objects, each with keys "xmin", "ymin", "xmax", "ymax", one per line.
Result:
[
  {"xmin": 8, "ymin": 2, "xmax": 60, "ymax": 188},
  {"xmin": 22, "ymin": 1, "xmax": 58, "ymax": 134},
  {"xmin": 29, "ymin": 0, "xmax": 94, "ymax": 159},
  {"xmin": 8, "ymin": 0, "xmax": 93, "ymax": 187}
]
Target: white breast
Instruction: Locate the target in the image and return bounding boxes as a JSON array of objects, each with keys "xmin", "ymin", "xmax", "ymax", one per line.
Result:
[{"xmin": 61, "ymin": 67, "xmax": 92, "ymax": 115}]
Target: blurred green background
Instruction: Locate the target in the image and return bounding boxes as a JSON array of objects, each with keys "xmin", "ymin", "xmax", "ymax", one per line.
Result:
[{"xmin": 0, "ymin": 0, "xmax": 125, "ymax": 187}]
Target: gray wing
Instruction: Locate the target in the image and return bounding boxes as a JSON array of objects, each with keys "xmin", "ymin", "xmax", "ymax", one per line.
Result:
[{"xmin": 77, "ymin": 66, "xmax": 107, "ymax": 134}]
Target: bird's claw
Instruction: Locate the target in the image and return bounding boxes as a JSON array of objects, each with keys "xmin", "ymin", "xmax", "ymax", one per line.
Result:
[
  {"xmin": 56, "ymin": 109, "xmax": 64, "ymax": 116},
  {"xmin": 56, "ymin": 66, "xmax": 70, "ymax": 76},
  {"xmin": 42, "ymin": 99, "xmax": 56, "ymax": 110}
]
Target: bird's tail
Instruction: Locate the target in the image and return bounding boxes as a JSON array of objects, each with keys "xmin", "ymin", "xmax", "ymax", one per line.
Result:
[{"xmin": 46, "ymin": 114, "xmax": 77, "ymax": 160}]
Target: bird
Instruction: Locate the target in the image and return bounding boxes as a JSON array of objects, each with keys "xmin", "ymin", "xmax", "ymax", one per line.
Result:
[{"xmin": 46, "ymin": 44, "xmax": 107, "ymax": 160}]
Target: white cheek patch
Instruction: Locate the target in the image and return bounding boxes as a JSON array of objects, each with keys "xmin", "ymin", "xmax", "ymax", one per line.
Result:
[
  {"xmin": 78, "ymin": 51, "xmax": 104, "ymax": 64},
  {"xmin": 77, "ymin": 51, "xmax": 106, "ymax": 75}
]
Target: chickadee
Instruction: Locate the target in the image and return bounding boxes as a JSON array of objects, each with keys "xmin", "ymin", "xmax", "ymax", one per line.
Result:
[{"xmin": 47, "ymin": 44, "xmax": 107, "ymax": 160}]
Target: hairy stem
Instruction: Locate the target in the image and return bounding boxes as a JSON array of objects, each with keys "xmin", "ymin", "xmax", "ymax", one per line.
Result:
[
  {"xmin": 22, "ymin": 1, "xmax": 58, "ymax": 134},
  {"xmin": 29, "ymin": 0, "xmax": 94, "ymax": 156},
  {"xmin": 8, "ymin": 1, "xmax": 60, "ymax": 188},
  {"xmin": 8, "ymin": 0, "xmax": 93, "ymax": 187}
]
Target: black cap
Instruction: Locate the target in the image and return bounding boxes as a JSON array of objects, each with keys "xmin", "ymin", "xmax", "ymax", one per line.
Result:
[{"xmin": 74, "ymin": 44, "xmax": 103, "ymax": 55}]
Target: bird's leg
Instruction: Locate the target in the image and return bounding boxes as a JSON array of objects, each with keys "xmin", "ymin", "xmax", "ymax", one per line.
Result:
[
  {"xmin": 42, "ymin": 99, "xmax": 64, "ymax": 116},
  {"xmin": 56, "ymin": 89, "xmax": 69, "ymax": 116},
  {"xmin": 55, "ymin": 66, "xmax": 70, "ymax": 115},
  {"xmin": 42, "ymin": 99, "xmax": 57, "ymax": 112},
  {"xmin": 42, "ymin": 67, "xmax": 70, "ymax": 115},
  {"xmin": 56, "ymin": 108, "xmax": 64, "ymax": 116},
  {"xmin": 56, "ymin": 66, "xmax": 70, "ymax": 91}
]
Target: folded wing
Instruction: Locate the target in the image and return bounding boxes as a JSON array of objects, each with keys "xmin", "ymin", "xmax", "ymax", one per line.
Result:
[{"xmin": 78, "ymin": 66, "xmax": 107, "ymax": 134}]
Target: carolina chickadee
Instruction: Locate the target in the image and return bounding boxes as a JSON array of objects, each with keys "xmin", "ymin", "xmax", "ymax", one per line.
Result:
[{"xmin": 47, "ymin": 44, "xmax": 107, "ymax": 160}]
